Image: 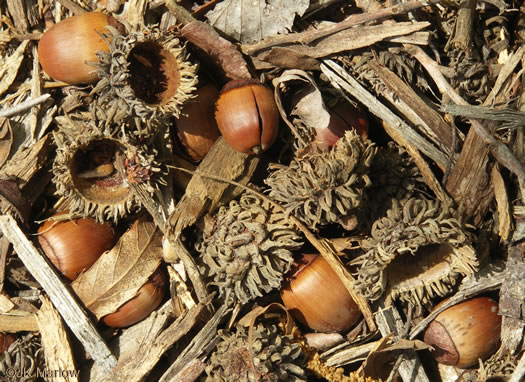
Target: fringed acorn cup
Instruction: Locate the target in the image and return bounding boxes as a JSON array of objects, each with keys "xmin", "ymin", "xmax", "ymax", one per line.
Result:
[
  {"xmin": 91, "ymin": 24, "xmax": 198, "ymax": 137},
  {"xmin": 360, "ymin": 142, "xmax": 426, "ymax": 228},
  {"xmin": 52, "ymin": 116, "xmax": 164, "ymax": 222},
  {"xmin": 0, "ymin": 333, "xmax": 44, "ymax": 382},
  {"xmin": 265, "ymin": 130, "xmax": 377, "ymax": 231},
  {"xmin": 205, "ymin": 324, "xmax": 307, "ymax": 381},
  {"xmin": 352, "ymin": 197, "xmax": 479, "ymax": 306},
  {"xmin": 196, "ymin": 191, "xmax": 303, "ymax": 305}
]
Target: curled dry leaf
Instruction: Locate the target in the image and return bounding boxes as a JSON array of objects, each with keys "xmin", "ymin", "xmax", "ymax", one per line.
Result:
[
  {"xmin": 181, "ymin": 21, "xmax": 252, "ymax": 81},
  {"xmin": 72, "ymin": 216, "xmax": 163, "ymax": 320},
  {"xmin": 205, "ymin": 0, "xmax": 310, "ymax": 44}
]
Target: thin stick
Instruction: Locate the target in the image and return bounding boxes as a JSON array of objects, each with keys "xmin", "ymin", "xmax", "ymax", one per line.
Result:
[
  {"xmin": 405, "ymin": 43, "xmax": 525, "ymax": 204},
  {"xmin": 0, "ymin": 94, "xmax": 51, "ymax": 118}
]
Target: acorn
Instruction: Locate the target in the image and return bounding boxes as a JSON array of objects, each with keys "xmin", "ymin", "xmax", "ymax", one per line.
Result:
[
  {"xmin": 174, "ymin": 82, "xmax": 221, "ymax": 161},
  {"xmin": 281, "ymin": 254, "xmax": 362, "ymax": 333},
  {"xmin": 423, "ymin": 297, "xmax": 502, "ymax": 368},
  {"xmin": 38, "ymin": 213, "xmax": 115, "ymax": 280},
  {"xmin": 214, "ymin": 80, "xmax": 279, "ymax": 154},
  {"xmin": 102, "ymin": 268, "xmax": 167, "ymax": 328},
  {"xmin": 38, "ymin": 12, "xmax": 117, "ymax": 84},
  {"xmin": 314, "ymin": 99, "xmax": 369, "ymax": 149}
]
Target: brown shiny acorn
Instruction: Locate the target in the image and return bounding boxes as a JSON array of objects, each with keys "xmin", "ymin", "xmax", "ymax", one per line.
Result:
[
  {"xmin": 281, "ymin": 254, "xmax": 362, "ymax": 333},
  {"xmin": 423, "ymin": 297, "xmax": 501, "ymax": 368},
  {"xmin": 103, "ymin": 268, "xmax": 167, "ymax": 328},
  {"xmin": 38, "ymin": 12, "xmax": 114, "ymax": 84},
  {"xmin": 38, "ymin": 213, "xmax": 115, "ymax": 280},
  {"xmin": 314, "ymin": 99, "xmax": 369, "ymax": 149},
  {"xmin": 214, "ymin": 79, "xmax": 279, "ymax": 154},
  {"xmin": 174, "ymin": 83, "xmax": 221, "ymax": 161}
]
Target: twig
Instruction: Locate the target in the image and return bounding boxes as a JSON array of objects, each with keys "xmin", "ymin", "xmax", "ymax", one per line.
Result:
[
  {"xmin": 405, "ymin": 43, "xmax": 525, "ymax": 204},
  {"xmin": 509, "ymin": 352, "xmax": 525, "ymax": 382},
  {"xmin": 56, "ymin": 0, "xmax": 88, "ymax": 15},
  {"xmin": 445, "ymin": 0, "xmax": 477, "ymax": 53},
  {"xmin": 242, "ymin": 0, "xmax": 442, "ymax": 55},
  {"xmin": 165, "ymin": 0, "xmax": 196, "ymax": 26},
  {"xmin": 0, "ymin": 94, "xmax": 51, "ymax": 118}
]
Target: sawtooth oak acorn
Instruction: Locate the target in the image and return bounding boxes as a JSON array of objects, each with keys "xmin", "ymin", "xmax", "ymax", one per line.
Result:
[
  {"xmin": 423, "ymin": 297, "xmax": 501, "ymax": 368},
  {"xmin": 103, "ymin": 268, "xmax": 167, "ymax": 328},
  {"xmin": 214, "ymin": 79, "xmax": 279, "ymax": 154},
  {"xmin": 174, "ymin": 82, "xmax": 221, "ymax": 161},
  {"xmin": 38, "ymin": 213, "xmax": 115, "ymax": 280},
  {"xmin": 281, "ymin": 254, "xmax": 361, "ymax": 333},
  {"xmin": 38, "ymin": 12, "xmax": 117, "ymax": 84}
]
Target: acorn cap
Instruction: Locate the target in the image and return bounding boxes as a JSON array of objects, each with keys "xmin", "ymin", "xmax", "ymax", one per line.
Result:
[
  {"xmin": 361, "ymin": 142, "xmax": 425, "ymax": 226},
  {"xmin": 205, "ymin": 324, "xmax": 306, "ymax": 381},
  {"xmin": 0, "ymin": 333, "xmax": 44, "ymax": 381},
  {"xmin": 353, "ymin": 197, "xmax": 479, "ymax": 305},
  {"xmin": 92, "ymin": 25, "xmax": 198, "ymax": 137},
  {"xmin": 196, "ymin": 191, "xmax": 303, "ymax": 305},
  {"xmin": 52, "ymin": 116, "xmax": 162, "ymax": 222},
  {"xmin": 265, "ymin": 130, "xmax": 377, "ymax": 230}
]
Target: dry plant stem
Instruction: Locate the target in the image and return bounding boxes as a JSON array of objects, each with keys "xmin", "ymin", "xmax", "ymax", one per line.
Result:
[
  {"xmin": 159, "ymin": 304, "xmax": 229, "ymax": 381},
  {"xmin": 446, "ymin": 0, "xmax": 477, "ymax": 52},
  {"xmin": 0, "ymin": 215, "xmax": 116, "ymax": 373},
  {"xmin": 0, "ymin": 94, "xmax": 50, "ymax": 118},
  {"xmin": 409, "ymin": 261, "xmax": 505, "ymax": 339},
  {"xmin": 105, "ymin": 302, "xmax": 206, "ymax": 382},
  {"xmin": 320, "ymin": 341, "xmax": 378, "ymax": 368},
  {"xmin": 405, "ymin": 44, "xmax": 525, "ymax": 203},
  {"xmin": 171, "ymin": 166, "xmax": 377, "ymax": 332},
  {"xmin": 165, "ymin": 0, "xmax": 196, "ymax": 25},
  {"xmin": 170, "ymin": 237, "xmax": 208, "ymax": 304},
  {"xmin": 374, "ymin": 306, "xmax": 430, "ymax": 382},
  {"xmin": 242, "ymin": 0, "xmax": 442, "ymax": 55},
  {"xmin": 36, "ymin": 295, "xmax": 78, "ymax": 382},
  {"xmin": 320, "ymin": 59, "xmax": 453, "ymax": 206}
]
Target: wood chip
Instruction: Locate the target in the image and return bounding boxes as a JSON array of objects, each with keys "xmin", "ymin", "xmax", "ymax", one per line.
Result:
[{"xmin": 36, "ymin": 295, "xmax": 79, "ymax": 382}]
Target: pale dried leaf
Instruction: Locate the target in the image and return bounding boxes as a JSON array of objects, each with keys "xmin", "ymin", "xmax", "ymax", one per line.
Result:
[
  {"xmin": 206, "ymin": 0, "xmax": 310, "ymax": 44},
  {"xmin": 0, "ymin": 39, "xmax": 29, "ymax": 98},
  {"xmin": 36, "ymin": 295, "xmax": 79, "ymax": 382},
  {"xmin": 72, "ymin": 216, "xmax": 163, "ymax": 320},
  {"xmin": 0, "ymin": 118, "xmax": 13, "ymax": 168}
]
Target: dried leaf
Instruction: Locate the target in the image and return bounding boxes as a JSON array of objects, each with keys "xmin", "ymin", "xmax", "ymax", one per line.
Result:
[
  {"xmin": 205, "ymin": 0, "xmax": 310, "ymax": 44},
  {"xmin": 0, "ymin": 118, "xmax": 13, "ymax": 168},
  {"xmin": 0, "ymin": 39, "xmax": 29, "ymax": 98},
  {"xmin": 72, "ymin": 216, "xmax": 163, "ymax": 320},
  {"xmin": 181, "ymin": 21, "xmax": 252, "ymax": 81}
]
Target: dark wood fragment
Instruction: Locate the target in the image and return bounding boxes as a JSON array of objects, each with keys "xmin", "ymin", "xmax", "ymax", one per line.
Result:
[{"xmin": 445, "ymin": 126, "xmax": 493, "ymax": 224}]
